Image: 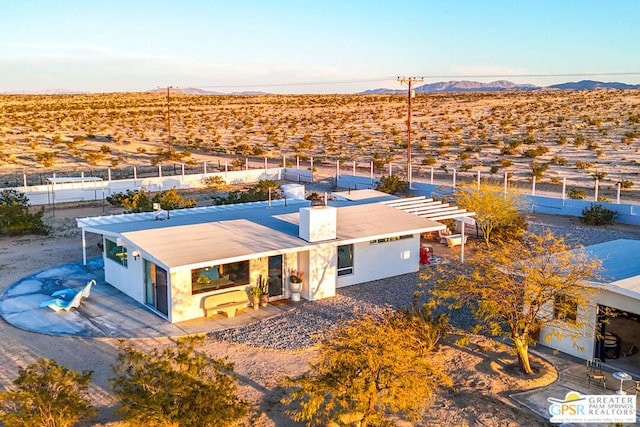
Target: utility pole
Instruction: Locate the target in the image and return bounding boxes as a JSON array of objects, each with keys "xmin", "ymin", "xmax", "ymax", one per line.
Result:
[{"xmin": 397, "ymin": 76, "xmax": 423, "ymax": 189}]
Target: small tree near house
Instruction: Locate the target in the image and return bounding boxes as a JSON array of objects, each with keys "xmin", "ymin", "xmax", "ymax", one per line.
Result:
[
  {"xmin": 430, "ymin": 230, "xmax": 602, "ymax": 374},
  {"xmin": 0, "ymin": 359, "xmax": 96, "ymax": 427},
  {"xmin": 282, "ymin": 308, "xmax": 450, "ymax": 426}
]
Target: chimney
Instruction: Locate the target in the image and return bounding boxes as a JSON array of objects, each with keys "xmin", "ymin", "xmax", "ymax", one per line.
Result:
[{"xmin": 299, "ymin": 206, "xmax": 337, "ymax": 242}]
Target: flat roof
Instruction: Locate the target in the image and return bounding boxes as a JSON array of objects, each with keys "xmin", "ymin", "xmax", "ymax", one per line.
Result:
[
  {"xmin": 584, "ymin": 239, "xmax": 640, "ymax": 299},
  {"xmin": 88, "ymin": 201, "xmax": 444, "ymax": 270}
]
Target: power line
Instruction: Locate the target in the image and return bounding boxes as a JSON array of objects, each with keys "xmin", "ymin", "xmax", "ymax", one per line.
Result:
[{"xmin": 192, "ymin": 71, "xmax": 640, "ymax": 90}]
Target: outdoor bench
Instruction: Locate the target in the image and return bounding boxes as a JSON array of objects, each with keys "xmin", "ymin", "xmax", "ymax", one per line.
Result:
[{"xmin": 203, "ymin": 289, "xmax": 249, "ymax": 318}]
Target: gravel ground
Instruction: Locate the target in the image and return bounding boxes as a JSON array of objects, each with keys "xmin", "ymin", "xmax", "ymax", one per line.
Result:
[{"xmin": 209, "ymin": 218, "xmax": 640, "ymax": 350}]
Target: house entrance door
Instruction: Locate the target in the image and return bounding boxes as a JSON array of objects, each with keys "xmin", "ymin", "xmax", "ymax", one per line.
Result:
[
  {"xmin": 268, "ymin": 255, "xmax": 283, "ymax": 298},
  {"xmin": 145, "ymin": 261, "xmax": 169, "ymax": 317}
]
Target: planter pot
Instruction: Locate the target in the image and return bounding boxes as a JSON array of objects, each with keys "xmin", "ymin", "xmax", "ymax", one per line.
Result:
[
  {"xmin": 289, "ymin": 279, "xmax": 303, "ymax": 302},
  {"xmin": 259, "ymin": 294, "xmax": 269, "ymax": 307},
  {"xmin": 251, "ymin": 295, "xmax": 260, "ymax": 310}
]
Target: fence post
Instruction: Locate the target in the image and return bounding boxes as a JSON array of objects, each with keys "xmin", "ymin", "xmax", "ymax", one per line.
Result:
[
  {"xmin": 617, "ymin": 182, "xmax": 621, "ymax": 204},
  {"xmin": 477, "ymin": 170, "xmax": 481, "ymax": 190},
  {"xmin": 310, "ymin": 156, "xmax": 314, "ymax": 182},
  {"xmin": 203, "ymin": 161, "xmax": 207, "ymax": 175},
  {"xmin": 594, "ymin": 179, "xmax": 599, "ymax": 201},
  {"xmin": 23, "ymin": 173, "xmax": 27, "ymax": 192},
  {"xmin": 430, "ymin": 167, "xmax": 434, "ymax": 184},
  {"xmin": 296, "ymin": 156, "xmax": 300, "ymax": 169},
  {"xmin": 562, "ymin": 177, "xmax": 566, "ymax": 200},
  {"xmin": 370, "ymin": 161, "xmax": 374, "ymax": 186},
  {"xmin": 452, "ymin": 169, "xmax": 456, "ymax": 188},
  {"xmin": 336, "ymin": 160, "xmax": 340, "ymax": 185},
  {"xmin": 108, "ymin": 168, "xmax": 112, "ymax": 182},
  {"xmin": 133, "ymin": 166, "xmax": 137, "ymax": 181},
  {"xmin": 503, "ymin": 171, "xmax": 508, "ymax": 197},
  {"xmin": 532, "ymin": 176, "xmax": 536, "ymax": 195}
]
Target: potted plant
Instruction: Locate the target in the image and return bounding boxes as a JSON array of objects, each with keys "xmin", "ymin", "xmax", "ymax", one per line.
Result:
[
  {"xmin": 248, "ymin": 285, "xmax": 262, "ymax": 310},
  {"xmin": 288, "ymin": 269, "xmax": 304, "ymax": 302},
  {"xmin": 259, "ymin": 277, "xmax": 269, "ymax": 307}
]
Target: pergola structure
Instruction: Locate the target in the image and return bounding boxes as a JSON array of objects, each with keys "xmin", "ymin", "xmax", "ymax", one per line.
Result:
[{"xmin": 380, "ymin": 196, "xmax": 475, "ymax": 222}]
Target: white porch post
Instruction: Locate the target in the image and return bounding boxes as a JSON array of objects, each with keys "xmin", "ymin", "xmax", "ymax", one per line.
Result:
[{"xmin": 82, "ymin": 228, "xmax": 87, "ymax": 266}]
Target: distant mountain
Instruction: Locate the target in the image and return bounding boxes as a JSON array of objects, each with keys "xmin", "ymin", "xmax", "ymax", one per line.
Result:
[
  {"xmin": 145, "ymin": 87, "xmax": 270, "ymax": 96},
  {"xmin": 546, "ymin": 80, "xmax": 640, "ymax": 90},
  {"xmin": 146, "ymin": 87, "xmax": 225, "ymax": 95},
  {"xmin": 360, "ymin": 88, "xmax": 405, "ymax": 95},
  {"xmin": 358, "ymin": 79, "xmax": 640, "ymax": 94},
  {"xmin": 415, "ymin": 80, "xmax": 539, "ymax": 93}
]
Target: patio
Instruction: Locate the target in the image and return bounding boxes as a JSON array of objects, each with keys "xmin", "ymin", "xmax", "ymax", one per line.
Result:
[{"xmin": 0, "ymin": 257, "xmax": 294, "ymax": 338}]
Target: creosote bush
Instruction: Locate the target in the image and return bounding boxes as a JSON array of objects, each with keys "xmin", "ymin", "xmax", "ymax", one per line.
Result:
[
  {"xmin": 376, "ymin": 174, "xmax": 407, "ymax": 195},
  {"xmin": 0, "ymin": 359, "xmax": 96, "ymax": 427},
  {"xmin": 581, "ymin": 203, "xmax": 617, "ymax": 226},
  {"xmin": 0, "ymin": 189, "xmax": 50, "ymax": 236}
]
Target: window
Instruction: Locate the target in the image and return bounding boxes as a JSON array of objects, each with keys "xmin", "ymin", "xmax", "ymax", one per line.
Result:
[
  {"xmin": 191, "ymin": 261, "xmax": 250, "ymax": 294},
  {"xmin": 105, "ymin": 238, "xmax": 127, "ymax": 267},
  {"xmin": 369, "ymin": 235, "xmax": 413, "ymax": 245},
  {"xmin": 337, "ymin": 244, "xmax": 354, "ymax": 276},
  {"xmin": 554, "ymin": 293, "xmax": 578, "ymax": 322}
]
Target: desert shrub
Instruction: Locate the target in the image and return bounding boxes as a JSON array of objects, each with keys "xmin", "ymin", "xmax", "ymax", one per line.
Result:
[
  {"xmin": 107, "ymin": 187, "xmax": 196, "ymax": 213},
  {"xmin": 110, "ymin": 336, "xmax": 247, "ymax": 427},
  {"xmin": 0, "ymin": 359, "xmax": 96, "ymax": 427},
  {"xmin": 422, "ymin": 156, "xmax": 437, "ymax": 166},
  {"xmin": 490, "ymin": 165, "xmax": 500, "ymax": 174},
  {"xmin": 551, "ymin": 156, "xmax": 568, "ymax": 165},
  {"xmin": 282, "ymin": 310, "xmax": 449, "ymax": 426},
  {"xmin": 202, "ymin": 175, "xmax": 227, "ymax": 190},
  {"xmin": 523, "ymin": 145, "xmax": 549, "ymax": 158},
  {"xmin": 591, "ymin": 171, "xmax": 607, "ymax": 181},
  {"xmin": 619, "ymin": 179, "xmax": 634, "ymax": 189},
  {"xmin": 0, "ymin": 189, "xmax": 49, "ymax": 236},
  {"xmin": 35, "ymin": 151, "xmax": 55, "ymax": 167},
  {"xmin": 530, "ymin": 161, "xmax": 549, "ymax": 179},
  {"xmin": 376, "ymin": 174, "xmax": 407, "ymax": 195},
  {"xmin": 568, "ymin": 188, "xmax": 587, "ymax": 200},
  {"xmin": 213, "ymin": 180, "xmax": 280, "ymax": 205},
  {"xmin": 575, "ymin": 161, "xmax": 594, "ymax": 169},
  {"xmin": 582, "ymin": 204, "xmax": 616, "ymax": 226}
]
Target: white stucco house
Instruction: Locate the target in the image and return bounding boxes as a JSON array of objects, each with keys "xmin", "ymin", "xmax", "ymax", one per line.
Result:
[
  {"xmin": 77, "ymin": 189, "xmax": 471, "ymax": 323},
  {"xmin": 539, "ymin": 239, "xmax": 640, "ymax": 366}
]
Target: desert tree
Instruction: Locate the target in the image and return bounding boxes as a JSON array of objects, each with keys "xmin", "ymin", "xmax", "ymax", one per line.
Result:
[
  {"xmin": 0, "ymin": 189, "xmax": 50, "ymax": 236},
  {"xmin": 455, "ymin": 183, "xmax": 525, "ymax": 246},
  {"xmin": 376, "ymin": 174, "xmax": 407, "ymax": 195},
  {"xmin": 430, "ymin": 230, "xmax": 602, "ymax": 374},
  {"xmin": 282, "ymin": 309, "xmax": 450, "ymax": 427},
  {"xmin": 0, "ymin": 359, "xmax": 96, "ymax": 427},
  {"xmin": 110, "ymin": 335, "xmax": 248, "ymax": 427}
]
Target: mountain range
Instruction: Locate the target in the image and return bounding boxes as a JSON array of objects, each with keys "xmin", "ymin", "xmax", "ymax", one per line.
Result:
[
  {"xmin": 360, "ymin": 79, "xmax": 640, "ymax": 94},
  {"xmin": 4, "ymin": 80, "xmax": 640, "ymax": 96}
]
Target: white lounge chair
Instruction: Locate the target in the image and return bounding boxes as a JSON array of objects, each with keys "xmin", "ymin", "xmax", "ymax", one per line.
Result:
[
  {"xmin": 51, "ymin": 279, "xmax": 96, "ymax": 300},
  {"xmin": 40, "ymin": 289, "xmax": 84, "ymax": 312}
]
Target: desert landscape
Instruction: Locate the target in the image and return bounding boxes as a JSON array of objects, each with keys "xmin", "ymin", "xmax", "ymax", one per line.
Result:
[
  {"xmin": 0, "ymin": 90, "xmax": 639, "ymax": 202},
  {"xmin": 1, "ymin": 90, "xmax": 640, "ymax": 425},
  {"xmin": 0, "ymin": 199, "xmax": 560, "ymax": 426}
]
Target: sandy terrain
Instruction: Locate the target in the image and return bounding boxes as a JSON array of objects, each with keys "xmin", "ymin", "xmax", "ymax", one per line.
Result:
[
  {"xmin": 0, "ymin": 91, "xmax": 639, "ymax": 203},
  {"xmin": 0, "ymin": 201, "xmax": 564, "ymax": 426}
]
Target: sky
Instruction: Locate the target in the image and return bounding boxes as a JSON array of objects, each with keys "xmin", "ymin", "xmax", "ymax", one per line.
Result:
[{"xmin": 1, "ymin": 0, "xmax": 639, "ymax": 94}]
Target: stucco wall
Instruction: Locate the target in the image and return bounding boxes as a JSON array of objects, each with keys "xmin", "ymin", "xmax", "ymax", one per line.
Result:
[
  {"xmin": 303, "ymin": 245, "xmax": 337, "ymax": 301},
  {"xmin": 336, "ymin": 235, "xmax": 419, "ymax": 288},
  {"xmin": 539, "ymin": 287, "xmax": 640, "ymax": 360}
]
